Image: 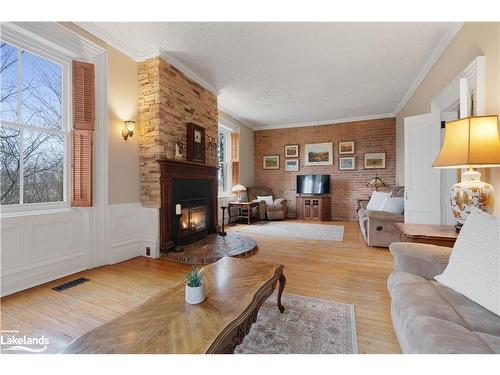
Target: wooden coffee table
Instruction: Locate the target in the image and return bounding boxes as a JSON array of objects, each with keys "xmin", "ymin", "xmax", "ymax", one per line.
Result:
[
  {"xmin": 60, "ymin": 257, "xmax": 286, "ymax": 354},
  {"xmin": 394, "ymin": 223, "xmax": 458, "ymax": 247}
]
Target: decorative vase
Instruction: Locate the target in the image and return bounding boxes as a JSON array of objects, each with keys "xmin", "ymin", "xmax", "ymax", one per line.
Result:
[
  {"xmin": 185, "ymin": 284, "xmax": 205, "ymax": 304},
  {"xmin": 450, "ymin": 169, "xmax": 495, "ymax": 229}
]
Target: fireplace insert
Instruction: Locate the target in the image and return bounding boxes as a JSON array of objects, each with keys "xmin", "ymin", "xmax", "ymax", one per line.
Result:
[{"xmin": 178, "ymin": 198, "xmax": 208, "ymax": 244}]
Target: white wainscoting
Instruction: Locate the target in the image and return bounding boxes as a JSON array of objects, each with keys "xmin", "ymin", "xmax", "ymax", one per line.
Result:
[
  {"xmin": 108, "ymin": 203, "xmax": 160, "ymax": 264},
  {"xmin": 1, "ymin": 208, "xmax": 90, "ymax": 297}
]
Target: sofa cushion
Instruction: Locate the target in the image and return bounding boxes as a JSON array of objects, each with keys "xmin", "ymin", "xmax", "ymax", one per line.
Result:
[
  {"xmin": 383, "ymin": 197, "xmax": 404, "ymax": 215},
  {"xmin": 366, "ymin": 191, "xmax": 390, "ymax": 211},
  {"xmin": 256, "ymin": 195, "xmax": 273, "ymax": 206},
  {"xmin": 388, "ymin": 271, "xmax": 500, "ymax": 353},
  {"xmin": 435, "ymin": 209, "xmax": 500, "ymax": 316}
]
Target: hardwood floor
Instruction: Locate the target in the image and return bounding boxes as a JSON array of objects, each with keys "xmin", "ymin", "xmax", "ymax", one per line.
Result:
[{"xmin": 0, "ymin": 220, "xmax": 401, "ymax": 354}]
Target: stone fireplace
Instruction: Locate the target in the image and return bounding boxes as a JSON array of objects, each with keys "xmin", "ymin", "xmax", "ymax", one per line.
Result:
[{"xmin": 159, "ymin": 159, "xmax": 218, "ymax": 250}]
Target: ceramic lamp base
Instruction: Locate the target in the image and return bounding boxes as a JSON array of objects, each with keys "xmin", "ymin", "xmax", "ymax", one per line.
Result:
[{"xmin": 451, "ymin": 169, "xmax": 495, "ymax": 229}]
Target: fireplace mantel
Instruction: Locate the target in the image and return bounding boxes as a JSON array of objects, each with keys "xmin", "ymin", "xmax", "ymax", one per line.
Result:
[{"xmin": 159, "ymin": 159, "xmax": 218, "ymax": 250}]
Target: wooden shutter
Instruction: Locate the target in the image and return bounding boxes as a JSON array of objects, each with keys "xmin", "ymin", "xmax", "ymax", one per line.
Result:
[
  {"xmin": 72, "ymin": 61, "xmax": 95, "ymax": 130},
  {"xmin": 72, "ymin": 60, "xmax": 95, "ymax": 207},
  {"xmin": 231, "ymin": 133, "xmax": 240, "ymax": 185},
  {"xmin": 71, "ymin": 130, "xmax": 93, "ymax": 206}
]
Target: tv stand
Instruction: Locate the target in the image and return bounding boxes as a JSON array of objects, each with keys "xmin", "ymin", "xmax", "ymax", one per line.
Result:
[{"xmin": 296, "ymin": 195, "xmax": 331, "ymax": 221}]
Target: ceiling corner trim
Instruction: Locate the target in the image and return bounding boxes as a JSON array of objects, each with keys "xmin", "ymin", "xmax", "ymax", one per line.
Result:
[
  {"xmin": 392, "ymin": 22, "xmax": 464, "ymax": 116},
  {"xmin": 75, "ymin": 23, "xmax": 219, "ymax": 95},
  {"xmin": 218, "ymin": 107, "xmax": 256, "ymax": 130},
  {"xmin": 253, "ymin": 112, "xmax": 396, "ymax": 131}
]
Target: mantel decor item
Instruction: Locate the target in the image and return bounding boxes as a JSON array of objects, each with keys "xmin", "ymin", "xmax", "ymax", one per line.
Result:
[
  {"xmin": 186, "ymin": 122, "xmax": 206, "ymax": 163},
  {"xmin": 174, "ymin": 208, "xmax": 184, "ymax": 253},
  {"xmin": 174, "ymin": 141, "xmax": 184, "ymax": 160},
  {"xmin": 433, "ymin": 115, "xmax": 500, "ymax": 229},
  {"xmin": 231, "ymin": 184, "xmax": 246, "ymax": 202},
  {"xmin": 185, "ymin": 266, "xmax": 205, "ymax": 304},
  {"xmin": 366, "ymin": 174, "xmax": 387, "ymax": 191},
  {"xmin": 122, "ymin": 120, "xmax": 135, "ymax": 141}
]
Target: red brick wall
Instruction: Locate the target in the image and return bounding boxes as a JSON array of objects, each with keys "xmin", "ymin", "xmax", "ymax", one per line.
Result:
[{"xmin": 254, "ymin": 118, "xmax": 396, "ymax": 220}]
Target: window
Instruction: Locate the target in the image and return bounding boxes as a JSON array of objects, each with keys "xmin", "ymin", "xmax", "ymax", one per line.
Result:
[
  {"xmin": 217, "ymin": 127, "xmax": 232, "ymax": 193},
  {"xmin": 1, "ymin": 42, "xmax": 66, "ymax": 206}
]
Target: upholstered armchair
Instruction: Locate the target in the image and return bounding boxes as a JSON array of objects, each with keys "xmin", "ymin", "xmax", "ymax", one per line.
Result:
[{"xmin": 246, "ymin": 186, "xmax": 288, "ymax": 220}]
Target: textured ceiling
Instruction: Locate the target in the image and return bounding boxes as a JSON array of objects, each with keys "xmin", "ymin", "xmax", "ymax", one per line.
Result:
[{"xmin": 81, "ymin": 22, "xmax": 461, "ymax": 128}]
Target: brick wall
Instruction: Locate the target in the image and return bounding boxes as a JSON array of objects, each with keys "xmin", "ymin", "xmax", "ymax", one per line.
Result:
[
  {"xmin": 138, "ymin": 57, "xmax": 218, "ymax": 207},
  {"xmin": 254, "ymin": 118, "xmax": 396, "ymax": 220}
]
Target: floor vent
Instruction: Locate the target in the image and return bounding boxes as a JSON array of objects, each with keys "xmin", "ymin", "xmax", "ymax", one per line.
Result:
[{"xmin": 52, "ymin": 277, "xmax": 90, "ymax": 292}]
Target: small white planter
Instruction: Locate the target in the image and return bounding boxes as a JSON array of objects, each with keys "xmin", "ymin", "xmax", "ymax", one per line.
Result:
[{"xmin": 185, "ymin": 284, "xmax": 205, "ymax": 304}]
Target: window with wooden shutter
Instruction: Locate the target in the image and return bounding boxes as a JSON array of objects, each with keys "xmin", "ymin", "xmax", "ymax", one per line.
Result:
[
  {"xmin": 71, "ymin": 60, "xmax": 95, "ymax": 207},
  {"xmin": 231, "ymin": 132, "xmax": 240, "ymax": 185},
  {"xmin": 72, "ymin": 61, "xmax": 95, "ymax": 130}
]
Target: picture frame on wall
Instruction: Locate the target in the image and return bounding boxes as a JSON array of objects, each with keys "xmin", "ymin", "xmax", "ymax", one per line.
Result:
[
  {"xmin": 304, "ymin": 142, "xmax": 333, "ymax": 166},
  {"xmin": 186, "ymin": 122, "xmax": 206, "ymax": 163},
  {"xmin": 263, "ymin": 155, "xmax": 280, "ymax": 169},
  {"xmin": 285, "ymin": 159, "xmax": 300, "ymax": 172},
  {"xmin": 364, "ymin": 152, "xmax": 386, "ymax": 169},
  {"xmin": 339, "ymin": 156, "xmax": 355, "ymax": 170},
  {"xmin": 284, "ymin": 144, "xmax": 299, "ymax": 158},
  {"xmin": 338, "ymin": 141, "xmax": 355, "ymax": 154}
]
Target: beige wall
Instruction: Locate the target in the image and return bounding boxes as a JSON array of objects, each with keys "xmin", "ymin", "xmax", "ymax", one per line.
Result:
[
  {"xmin": 396, "ymin": 22, "xmax": 500, "ymax": 213},
  {"xmin": 61, "ymin": 23, "xmax": 141, "ymax": 205},
  {"xmin": 219, "ymin": 112, "xmax": 255, "ymax": 187}
]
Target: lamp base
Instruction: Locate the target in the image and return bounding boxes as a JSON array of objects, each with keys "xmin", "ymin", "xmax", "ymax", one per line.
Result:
[{"xmin": 450, "ymin": 169, "xmax": 495, "ymax": 227}]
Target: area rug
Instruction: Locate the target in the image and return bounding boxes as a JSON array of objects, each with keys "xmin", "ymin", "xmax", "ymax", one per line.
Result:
[
  {"xmin": 234, "ymin": 292, "xmax": 358, "ymax": 354},
  {"xmin": 234, "ymin": 221, "xmax": 344, "ymax": 241}
]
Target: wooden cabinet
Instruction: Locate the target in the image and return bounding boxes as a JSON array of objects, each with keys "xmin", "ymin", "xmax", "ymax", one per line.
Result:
[{"xmin": 296, "ymin": 195, "xmax": 331, "ymax": 221}]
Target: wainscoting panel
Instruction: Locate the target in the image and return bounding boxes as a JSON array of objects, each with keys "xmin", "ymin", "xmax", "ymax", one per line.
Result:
[
  {"xmin": 109, "ymin": 203, "xmax": 143, "ymax": 264},
  {"xmin": 1, "ymin": 208, "xmax": 90, "ymax": 297}
]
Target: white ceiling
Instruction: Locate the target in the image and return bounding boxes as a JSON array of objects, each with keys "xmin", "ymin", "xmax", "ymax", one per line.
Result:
[{"xmin": 79, "ymin": 22, "xmax": 462, "ymax": 129}]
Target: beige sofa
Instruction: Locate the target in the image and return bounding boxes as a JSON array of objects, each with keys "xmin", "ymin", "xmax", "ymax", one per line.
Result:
[
  {"xmin": 388, "ymin": 242, "xmax": 500, "ymax": 353},
  {"xmin": 246, "ymin": 186, "xmax": 288, "ymax": 220},
  {"xmin": 357, "ymin": 186, "xmax": 404, "ymax": 247}
]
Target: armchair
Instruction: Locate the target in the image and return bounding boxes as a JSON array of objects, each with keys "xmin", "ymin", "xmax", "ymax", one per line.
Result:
[{"xmin": 246, "ymin": 186, "xmax": 288, "ymax": 220}]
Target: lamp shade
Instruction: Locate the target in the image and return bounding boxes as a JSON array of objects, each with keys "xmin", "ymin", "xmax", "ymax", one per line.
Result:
[
  {"xmin": 432, "ymin": 115, "xmax": 500, "ymax": 169},
  {"xmin": 231, "ymin": 184, "xmax": 246, "ymax": 193},
  {"xmin": 366, "ymin": 175, "xmax": 387, "ymax": 189}
]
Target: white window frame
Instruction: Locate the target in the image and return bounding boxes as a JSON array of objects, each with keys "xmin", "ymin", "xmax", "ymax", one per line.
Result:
[
  {"xmin": 0, "ymin": 32, "xmax": 72, "ymax": 214},
  {"xmin": 217, "ymin": 124, "xmax": 232, "ymax": 196}
]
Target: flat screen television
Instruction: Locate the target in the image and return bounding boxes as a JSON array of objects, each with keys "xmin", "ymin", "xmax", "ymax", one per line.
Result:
[{"xmin": 296, "ymin": 174, "xmax": 330, "ymax": 195}]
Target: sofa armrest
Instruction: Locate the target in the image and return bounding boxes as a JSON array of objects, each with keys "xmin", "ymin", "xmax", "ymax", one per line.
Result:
[
  {"xmin": 389, "ymin": 242, "xmax": 453, "ymax": 280},
  {"xmin": 366, "ymin": 210, "xmax": 403, "ymax": 222},
  {"xmin": 357, "ymin": 199, "xmax": 369, "ymax": 212}
]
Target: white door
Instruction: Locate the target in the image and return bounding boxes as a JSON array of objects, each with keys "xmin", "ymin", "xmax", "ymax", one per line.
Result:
[{"xmin": 404, "ymin": 112, "xmax": 442, "ymax": 224}]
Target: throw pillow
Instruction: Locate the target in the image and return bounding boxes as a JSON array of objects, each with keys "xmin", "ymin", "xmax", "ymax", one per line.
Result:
[
  {"xmin": 435, "ymin": 208, "xmax": 500, "ymax": 316},
  {"xmin": 383, "ymin": 197, "xmax": 404, "ymax": 215},
  {"xmin": 366, "ymin": 191, "xmax": 391, "ymax": 211},
  {"xmin": 256, "ymin": 195, "xmax": 274, "ymax": 206}
]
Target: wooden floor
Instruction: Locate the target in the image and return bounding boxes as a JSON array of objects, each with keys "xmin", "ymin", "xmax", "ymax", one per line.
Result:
[{"xmin": 0, "ymin": 220, "xmax": 401, "ymax": 354}]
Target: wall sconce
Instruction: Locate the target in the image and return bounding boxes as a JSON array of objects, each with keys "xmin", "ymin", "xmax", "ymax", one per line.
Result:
[{"xmin": 122, "ymin": 121, "xmax": 135, "ymax": 140}]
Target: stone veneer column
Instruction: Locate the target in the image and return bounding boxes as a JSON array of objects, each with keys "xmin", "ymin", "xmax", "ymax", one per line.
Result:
[{"xmin": 138, "ymin": 57, "xmax": 218, "ymax": 208}]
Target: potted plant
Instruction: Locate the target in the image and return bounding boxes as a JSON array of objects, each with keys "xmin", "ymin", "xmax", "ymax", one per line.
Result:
[{"xmin": 185, "ymin": 266, "xmax": 205, "ymax": 304}]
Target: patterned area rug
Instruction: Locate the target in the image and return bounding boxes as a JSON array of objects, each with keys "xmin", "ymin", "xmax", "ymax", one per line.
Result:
[
  {"xmin": 233, "ymin": 221, "xmax": 344, "ymax": 241},
  {"xmin": 235, "ymin": 292, "xmax": 358, "ymax": 354}
]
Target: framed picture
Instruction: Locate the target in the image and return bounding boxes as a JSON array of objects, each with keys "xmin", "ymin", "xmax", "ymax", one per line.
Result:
[
  {"xmin": 263, "ymin": 155, "xmax": 280, "ymax": 169},
  {"xmin": 186, "ymin": 123, "xmax": 205, "ymax": 163},
  {"xmin": 285, "ymin": 159, "xmax": 300, "ymax": 172},
  {"xmin": 339, "ymin": 156, "xmax": 355, "ymax": 170},
  {"xmin": 339, "ymin": 141, "xmax": 355, "ymax": 154},
  {"xmin": 364, "ymin": 153, "xmax": 386, "ymax": 169},
  {"xmin": 304, "ymin": 142, "xmax": 333, "ymax": 166},
  {"xmin": 284, "ymin": 144, "xmax": 299, "ymax": 158}
]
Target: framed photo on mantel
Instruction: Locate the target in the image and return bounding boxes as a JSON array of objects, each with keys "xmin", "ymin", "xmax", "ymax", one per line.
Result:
[{"xmin": 186, "ymin": 123, "xmax": 206, "ymax": 163}]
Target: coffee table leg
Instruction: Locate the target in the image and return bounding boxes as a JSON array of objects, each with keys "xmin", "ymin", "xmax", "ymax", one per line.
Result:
[{"xmin": 277, "ymin": 272, "xmax": 286, "ymax": 313}]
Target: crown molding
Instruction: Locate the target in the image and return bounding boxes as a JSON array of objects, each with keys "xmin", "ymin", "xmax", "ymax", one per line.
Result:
[
  {"xmin": 75, "ymin": 22, "xmax": 218, "ymax": 95},
  {"xmin": 393, "ymin": 22, "xmax": 464, "ymax": 115},
  {"xmin": 252, "ymin": 112, "xmax": 395, "ymax": 131},
  {"xmin": 218, "ymin": 107, "xmax": 256, "ymax": 130}
]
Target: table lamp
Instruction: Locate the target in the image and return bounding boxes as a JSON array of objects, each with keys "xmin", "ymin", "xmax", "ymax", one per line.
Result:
[
  {"xmin": 231, "ymin": 184, "xmax": 246, "ymax": 202},
  {"xmin": 366, "ymin": 175, "xmax": 387, "ymax": 191},
  {"xmin": 432, "ymin": 115, "xmax": 500, "ymax": 229}
]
